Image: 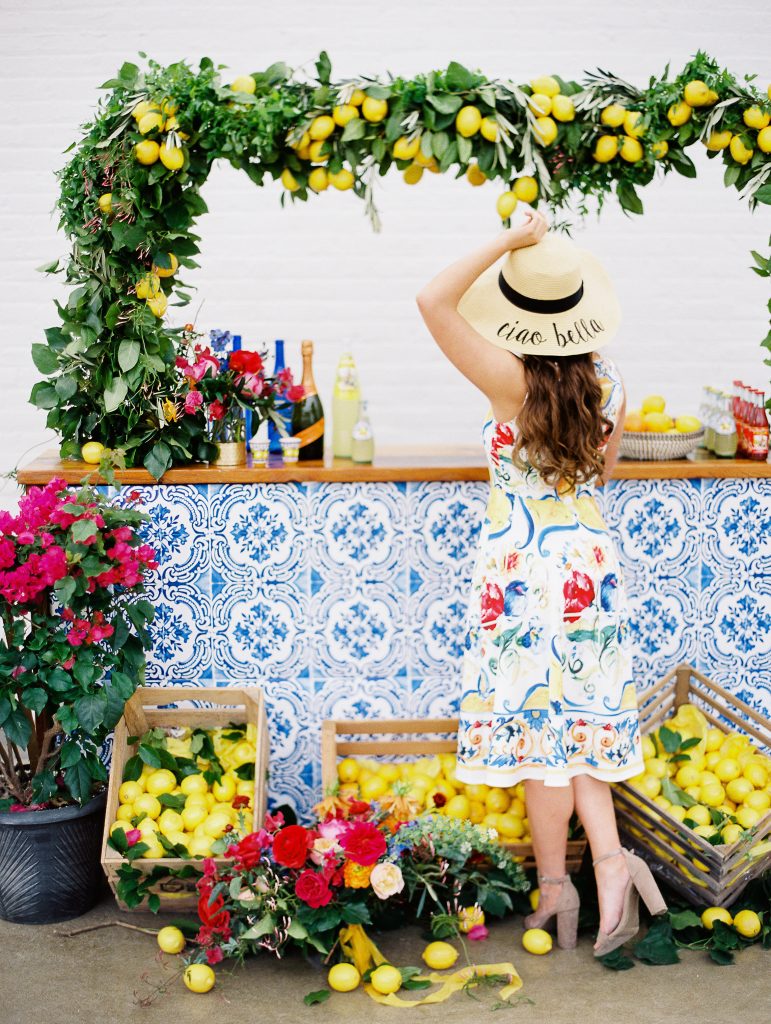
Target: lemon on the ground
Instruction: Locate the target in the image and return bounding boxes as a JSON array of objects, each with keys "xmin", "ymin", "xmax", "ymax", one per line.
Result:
[
  {"xmin": 701, "ymin": 906, "xmax": 733, "ymax": 930},
  {"xmin": 160, "ymin": 145, "xmax": 184, "ymax": 171},
  {"xmin": 529, "ymin": 76, "xmax": 560, "ymax": 97},
  {"xmin": 480, "ymin": 116, "xmax": 499, "ymax": 142},
  {"xmin": 135, "ymin": 139, "xmax": 160, "ymax": 164},
  {"xmin": 729, "ymin": 135, "xmax": 753, "ymax": 164},
  {"xmin": 735, "ymin": 806, "xmax": 761, "ymax": 830},
  {"xmin": 466, "ymin": 163, "xmax": 487, "ymax": 186},
  {"xmin": 600, "ymin": 103, "xmax": 626, "ymax": 127},
  {"xmin": 403, "ymin": 163, "xmax": 424, "ymax": 185},
  {"xmin": 422, "ymin": 941, "xmax": 459, "ymax": 969},
  {"xmin": 620, "ymin": 136, "xmax": 643, "ymax": 162},
  {"xmin": 743, "ymin": 107, "xmax": 770, "ymax": 130},
  {"xmin": 329, "ymin": 167, "xmax": 354, "ymax": 190},
  {"xmin": 146, "ymin": 769, "xmax": 177, "ymax": 797},
  {"xmin": 522, "ymin": 928, "xmax": 552, "ymax": 955},
  {"xmin": 361, "ymin": 96, "xmax": 388, "ymax": 122},
  {"xmin": 328, "ymin": 962, "xmax": 360, "ymax": 992},
  {"xmin": 528, "ymin": 93, "xmax": 552, "ymax": 117},
  {"xmin": 184, "ymin": 963, "xmax": 215, "ymax": 993},
  {"xmin": 333, "ymin": 104, "xmax": 358, "ymax": 127},
  {"xmin": 683, "ymin": 80, "xmax": 712, "ymax": 107},
  {"xmin": 721, "ymin": 823, "xmax": 743, "ymax": 844},
  {"xmin": 138, "ymin": 111, "xmax": 164, "ymax": 134},
  {"xmin": 651, "ymin": 140, "xmax": 669, "ymax": 159},
  {"xmin": 593, "ymin": 135, "xmax": 618, "ymax": 162},
  {"xmin": 744, "ymin": 790, "xmax": 770, "ymax": 813},
  {"xmin": 134, "ymin": 793, "xmax": 162, "ymax": 820},
  {"xmin": 157, "ymin": 925, "xmax": 186, "ymax": 954},
  {"xmin": 733, "ymin": 909, "xmax": 761, "ymax": 938},
  {"xmin": 715, "ymin": 758, "xmax": 741, "ymax": 783},
  {"xmin": 513, "ymin": 176, "xmax": 538, "ymax": 202},
  {"xmin": 456, "ymin": 105, "xmax": 482, "ymax": 137},
  {"xmin": 393, "ymin": 135, "xmax": 421, "ymax": 161},
  {"xmin": 152, "ymin": 253, "xmax": 178, "ymax": 278},
  {"xmin": 623, "ymin": 110, "xmax": 645, "ymax": 138},
  {"xmin": 496, "ymin": 191, "xmax": 518, "ymax": 219},
  {"xmin": 743, "ymin": 762, "xmax": 768, "ymax": 788},
  {"xmin": 758, "ymin": 126, "xmax": 771, "ymax": 153},
  {"xmin": 667, "ymin": 101, "xmax": 692, "ymax": 126},
  {"xmin": 370, "ymin": 964, "xmax": 402, "ymax": 995},
  {"xmin": 533, "ymin": 116, "xmax": 557, "ymax": 146},
  {"xmin": 551, "ymin": 95, "xmax": 575, "ymax": 122}
]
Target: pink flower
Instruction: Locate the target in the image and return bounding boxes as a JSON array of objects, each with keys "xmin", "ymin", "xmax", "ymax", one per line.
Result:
[
  {"xmin": 480, "ymin": 581, "xmax": 504, "ymax": 631},
  {"xmin": 16, "ymin": 531, "xmax": 35, "ymax": 545},
  {"xmin": 10, "ymin": 666, "xmax": 26, "ymax": 679},
  {"xmin": 295, "ymin": 869, "xmax": 333, "ymax": 908},
  {"xmin": 286, "ymin": 384, "xmax": 305, "ymax": 402},
  {"xmin": 317, "ymin": 817, "xmax": 350, "ymax": 842},
  {"xmin": 264, "ymin": 810, "xmax": 285, "ymax": 832},
  {"xmin": 467, "ymin": 924, "xmax": 489, "ymax": 941},
  {"xmin": 125, "ymin": 829, "xmax": 142, "ymax": 847},
  {"xmin": 208, "ymin": 399, "xmax": 227, "ymax": 421},
  {"xmin": 62, "ymin": 656, "xmax": 75, "ymax": 670},
  {"xmin": 205, "ymin": 946, "xmax": 224, "ymax": 965},
  {"xmin": 184, "ymin": 390, "xmax": 204, "ymax": 414},
  {"xmin": 238, "ymin": 372, "xmax": 264, "ymax": 397},
  {"xmin": 339, "ymin": 820, "xmax": 386, "ymax": 866}
]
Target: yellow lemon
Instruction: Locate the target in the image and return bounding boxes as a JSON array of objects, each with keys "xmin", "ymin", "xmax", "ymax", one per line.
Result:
[
  {"xmin": 203, "ymin": 812, "xmax": 232, "ymax": 838},
  {"xmin": 135, "ymin": 272, "xmax": 161, "ymax": 300},
  {"xmin": 551, "ymin": 95, "xmax": 575, "ymax": 122},
  {"xmin": 726, "ymin": 777, "xmax": 754, "ymax": 804},
  {"xmin": 645, "ymin": 758, "xmax": 669, "ymax": 780},
  {"xmin": 668, "ymin": 804, "xmax": 687, "ymax": 823},
  {"xmin": 496, "ymin": 190, "xmax": 518, "ymax": 219},
  {"xmin": 687, "ymin": 804, "xmax": 711, "ymax": 827},
  {"xmin": 721, "ymin": 823, "xmax": 743, "ymax": 844},
  {"xmin": 465, "ymin": 784, "xmax": 490, "ymax": 801},
  {"xmin": 138, "ymin": 111, "xmax": 164, "ymax": 134},
  {"xmin": 701, "ymin": 906, "xmax": 733, "ymax": 930},
  {"xmin": 468, "ymin": 800, "xmax": 485, "ymax": 823},
  {"xmin": 513, "ymin": 176, "xmax": 538, "ymax": 202},
  {"xmin": 184, "ymin": 963, "xmax": 215, "ymax": 993},
  {"xmin": 337, "ymin": 758, "xmax": 361, "ymax": 783},
  {"xmin": 289, "ymin": 129, "xmax": 310, "ymax": 149},
  {"xmin": 361, "ymin": 96, "xmax": 388, "ymax": 122},
  {"xmin": 527, "ymin": 93, "xmax": 552, "ymax": 116},
  {"xmin": 743, "ymin": 106, "xmax": 770, "ymax": 130},
  {"xmin": 97, "ymin": 192, "xmax": 113, "ymax": 214},
  {"xmin": 743, "ymin": 763, "xmax": 768, "ymax": 788},
  {"xmin": 593, "ymin": 135, "xmax": 619, "ymax": 162},
  {"xmin": 529, "ymin": 75, "xmax": 560, "ymax": 98},
  {"xmin": 403, "ymin": 163, "xmax": 424, "ymax": 185},
  {"xmin": 667, "ymin": 101, "xmax": 692, "ymax": 126},
  {"xmin": 328, "ymin": 963, "xmax": 360, "ymax": 992},
  {"xmin": 141, "ymin": 840, "xmax": 165, "ymax": 859},
  {"xmin": 480, "ymin": 116, "xmax": 499, "ymax": 142},
  {"xmin": 157, "ymin": 809, "xmax": 184, "ymax": 834},
  {"xmin": 181, "ymin": 774, "xmax": 208, "ymax": 796},
  {"xmin": 132, "ymin": 99, "xmax": 158, "ymax": 121},
  {"xmin": 348, "ymin": 88, "xmax": 366, "ymax": 106},
  {"xmin": 137, "ymin": 816, "xmax": 160, "ymax": 836},
  {"xmin": 159, "ymin": 145, "xmax": 184, "ymax": 171},
  {"xmin": 152, "ymin": 253, "xmax": 178, "ymax": 278},
  {"xmin": 329, "ymin": 167, "xmax": 354, "ymax": 190},
  {"xmin": 508, "ymin": 797, "xmax": 526, "ymax": 817},
  {"xmin": 444, "ymin": 794, "xmax": 471, "ymax": 819},
  {"xmin": 699, "ymin": 782, "xmax": 726, "ymax": 808},
  {"xmin": 600, "ymin": 103, "xmax": 626, "ymax": 127},
  {"xmin": 360, "ymin": 775, "xmax": 388, "ymax": 801},
  {"xmin": 133, "ymin": 793, "xmax": 162, "ymax": 820},
  {"xmin": 332, "ymin": 104, "xmax": 358, "ymax": 126},
  {"xmin": 146, "ymin": 770, "xmax": 177, "ymax": 797},
  {"xmin": 683, "ymin": 80, "xmax": 712, "ymax": 107},
  {"xmin": 135, "ymin": 139, "xmax": 160, "ymax": 164},
  {"xmin": 115, "ymin": 803, "xmax": 135, "ymax": 823},
  {"xmin": 758, "ymin": 126, "xmax": 771, "ymax": 153},
  {"xmin": 529, "ymin": 888, "xmax": 540, "ymax": 911},
  {"xmin": 80, "ymin": 441, "xmax": 106, "ymax": 464},
  {"xmin": 643, "ymin": 412, "xmax": 673, "ymax": 432},
  {"xmin": 623, "ymin": 110, "xmax": 645, "ymax": 138},
  {"xmin": 693, "ymin": 824, "xmax": 718, "ymax": 841},
  {"xmin": 715, "ymin": 758, "xmax": 741, "ymax": 783},
  {"xmin": 744, "ymin": 790, "xmax": 771, "ymax": 813},
  {"xmin": 675, "ymin": 415, "xmax": 702, "ymax": 433},
  {"xmin": 522, "ymin": 928, "xmax": 553, "ymax": 955},
  {"xmin": 456, "ymin": 105, "xmax": 482, "ymax": 137},
  {"xmin": 620, "ymin": 136, "xmax": 643, "ymax": 162},
  {"xmin": 188, "ymin": 835, "xmax": 213, "ymax": 858},
  {"xmin": 485, "ymin": 788, "xmax": 511, "ymax": 813},
  {"xmin": 157, "ymin": 925, "xmax": 186, "ymax": 954},
  {"xmin": 466, "ymin": 163, "xmax": 487, "ymax": 186},
  {"xmin": 422, "ymin": 941, "xmax": 459, "ymax": 969},
  {"xmin": 651, "ymin": 140, "xmax": 669, "ymax": 159},
  {"xmin": 393, "ymin": 135, "xmax": 421, "ymax": 160},
  {"xmin": 533, "ymin": 116, "xmax": 557, "ymax": 146},
  {"xmin": 281, "ymin": 167, "xmax": 300, "ymax": 191},
  {"xmin": 230, "ymin": 75, "xmax": 256, "ymax": 94},
  {"xmin": 370, "ymin": 964, "xmax": 402, "ymax": 995},
  {"xmin": 496, "ymin": 813, "xmax": 525, "ymax": 839},
  {"xmin": 705, "ymin": 130, "xmax": 732, "ymax": 151},
  {"xmin": 212, "ymin": 776, "xmax": 236, "ymax": 802},
  {"xmin": 733, "ymin": 909, "xmax": 761, "ymax": 938},
  {"xmin": 307, "ymin": 167, "xmax": 328, "ymax": 193},
  {"xmin": 642, "ymin": 394, "xmax": 666, "ymax": 413},
  {"xmin": 735, "ymin": 806, "xmax": 761, "ymax": 830},
  {"xmin": 309, "ymin": 115, "xmax": 335, "ymax": 141},
  {"xmin": 729, "ymin": 135, "xmax": 753, "ymax": 164},
  {"xmin": 181, "ymin": 805, "xmax": 208, "ymax": 831},
  {"xmin": 638, "ymin": 775, "xmax": 662, "ymax": 800},
  {"xmin": 705, "ymin": 728, "xmax": 725, "ymax": 752}
]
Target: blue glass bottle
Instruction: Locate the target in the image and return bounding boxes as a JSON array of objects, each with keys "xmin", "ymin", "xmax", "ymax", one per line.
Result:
[{"xmin": 268, "ymin": 339, "xmax": 292, "ymax": 453}]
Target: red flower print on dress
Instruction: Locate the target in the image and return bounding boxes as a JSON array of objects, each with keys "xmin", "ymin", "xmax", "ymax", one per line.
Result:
[
  {"xmin": 490, "ymin": 423, "xmax": 514, "ymax": 466},
  {"xmin": 563, "ymin": 571, "xmax": 595, "ymax": 622},
  {"xmin": 480, "ymin": 581, "xmax": 504, "ymax": 631},
  {"xmin": 593, "ymin": 545, "xmax": 605, "ymax": 565}
]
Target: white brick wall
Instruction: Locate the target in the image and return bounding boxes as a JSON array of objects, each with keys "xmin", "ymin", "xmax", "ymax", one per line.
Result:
[{"xmin": 1, "ymin": 2, "xmax": 770, "ymax": 510}]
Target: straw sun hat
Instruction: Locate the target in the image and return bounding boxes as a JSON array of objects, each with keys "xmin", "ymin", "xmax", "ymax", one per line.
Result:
[{"xmin": 456, "ymin": 232, "xmax": 621, "ymax": 357}]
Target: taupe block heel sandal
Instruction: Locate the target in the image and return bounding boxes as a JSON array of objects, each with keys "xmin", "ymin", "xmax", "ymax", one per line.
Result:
[
  {"xmin": 523, "ymin": 874, "xmax": 580, "ymax": 950},
  {"xmin": 592, "ymin": 847, "xmax": 668, "ymax": 958}
]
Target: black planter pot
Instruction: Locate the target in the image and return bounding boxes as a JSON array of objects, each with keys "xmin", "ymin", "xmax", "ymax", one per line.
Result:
[{"xmin": 0, "ymin": 791, "xmax": 107, "ymax": 924}]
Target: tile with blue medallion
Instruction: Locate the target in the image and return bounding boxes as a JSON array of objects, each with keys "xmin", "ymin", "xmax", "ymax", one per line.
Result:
[
  {"xmin": 407, "ymin": 579, "xmax": 473, "ymax": 677},
  {"xmin": 210, "ymin": 483, "xmax": 309, "ymax": 585},
  {"xmin": 144, "ymin": 584, "xmax": 213, "ymax": 682},
  {"xmin": 309, "ymin": 581, "xmax": 407, "ymax": 678},
  {"xmin": 701, "ymin": 477, "xmax": 771, "ymax": 580},
  {"xmin": 625, "ymin": 574, "xmax": 699, "ymax": 689},
  {"xmin": 407, "ymin": 676, "xmax": 462, "ymax": 718},
  {"xmin": 698, "ymin": 574, "xmax": 771, "ymax": 680},
  {"xmin": 406, "ymin": 481, "xmax": 487, "ymax": 579}
]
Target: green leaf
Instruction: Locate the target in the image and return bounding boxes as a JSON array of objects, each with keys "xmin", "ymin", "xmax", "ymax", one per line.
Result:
[
  {"xmin": 633, "ymin": 919, "xmax": 680, "ymax": 965},
  {"xmin": 3, "ymin": 709, "xmax": 32, "ymax": 748},
  {"xmin": 64, "ymin": 760, "xmax": 94, "ymax": 804},
  {"xmin": 657, "ymin": 725, "xmax": 682, "ymax": 754},
  {"xmin": 108, "ymin": 827, "xmax": 129, "ymax": 854},
  {"xmin": 118, "ymin": 339, "xmax": 141, "ymax": 372},
  {"xmin": 662, "ymin": 777, "xmax": 697, "ymax": 807},
  {"xmin": 31, "ymin": 343, "xmax": 60, "ymax": 374},
  {"xmin": 54, "ymin": 575, "xmax": 77, "ymax": 605},
  {"xmin": 73, "ymin": 692, "xmax": 108, "ymax": 732},
  {"xmin": 669, "ymin": 909, "xmax": 702, "ymax": 930},
  {"xmin": 724, "ymin": 163, "xmax": 741, "ymax": 187},
  {"xmin": 341, "ymin": 901, "xmax": 371, "ymax": 925},
  {"xmin": 118, "ymin": 61, "xmax": 139, "ymax": 85},
  {"xmin": 303, "ymin": 990, "xmax": 330, "ymax": 1006},
  {"xmin": 21, "ymin": 687, "xmax": 47, "ymax": 715},
  {"xmin": 123, "ymin": 754, "xmax": 143, "ymax": 781},
  {"xmin": 315, "ymin": 50, "xmax": 332, "ymax": 85},
  {"xmin": 427, "ymin": 93, "xmax": 463, "ymax": 115},
  {"xmin": 71, "ymin": 518, "xmax": 98, "ymax": 543},
  {"xmin": 55, "ymin": 375, "xmax": 78, "ymax": 400},
  {"xmin": 340, "ymin": 117, "xmax": 366, "ymax": 142},
  {"xmin": 104, "ymin": 376, "xmax": 128, "ymax": 413},
  {"xmin": 616, "ymin": 180, "xmax": 644, "ymax": 215},
  {"xmin": 144, "ymin": 441, "xmax": 172, "ymax": 480},
  {"xmin": 58, "ymin": 740, "xmax": 82, "ymax": 769},
  {"xmin": 456, "ymin": 135, "xmax": 473, "ymax": 164},
  {"xmin": 105, "ymin": 302, "xmax": 121, "ymax": 330},
  {"xmin": 29, "ymin": 381, "xmax": 59, "ymax": 410},
  {"xmin": 709, "ymin": 946, "xmax": 735, "ymax": 965},
  {"xmin": 138, "ymin": 743, "xmax": 163, "ymax": 768},
  {"xmin": 679, "ymin": 736, "xmax": 702, "ymax": 751},
  {"xmin": 444, "ymin": 60, "xmax": 475, "ymax": 92},
  {"xmin": 598, "ymin": 947, "xmax": 635, "ymax": 970},
  {"xmin": 242, "ymin": 914, "xmax": 276, "ymax": 940},
  {"xmin": 754, "ymin": 182, "xmax": 771, "ymax": 204}
]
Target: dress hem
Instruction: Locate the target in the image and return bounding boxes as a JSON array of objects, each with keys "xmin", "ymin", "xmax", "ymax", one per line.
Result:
[{"xmin": 454, "ymin": 759, "xmax": 645, "ymax": 789}]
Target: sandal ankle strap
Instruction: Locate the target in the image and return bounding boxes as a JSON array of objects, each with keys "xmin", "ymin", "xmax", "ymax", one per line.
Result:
[
  {"xmin": 537, "ymin": 874, "xmax": 568, "ymax": 884},
  {"xmin": 592, "ymin": 847, "xmax": 623, "ymax": 867}
]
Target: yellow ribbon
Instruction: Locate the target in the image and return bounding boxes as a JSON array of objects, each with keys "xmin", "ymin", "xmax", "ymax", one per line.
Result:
[{"xmin": 337, "ymin": 925, "xmax": 523, "ymax": 1007}]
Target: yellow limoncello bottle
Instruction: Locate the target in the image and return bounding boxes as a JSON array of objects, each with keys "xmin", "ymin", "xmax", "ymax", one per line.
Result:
[{"xmin": 332, "ymin": 353, "xmax": 360, "ymax": 458}]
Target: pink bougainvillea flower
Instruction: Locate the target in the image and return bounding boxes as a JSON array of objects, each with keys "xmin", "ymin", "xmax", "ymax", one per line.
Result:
[
  {"xmin": 467, "ymin": 924, "xmax": 489, "ymax": 941},
  {"xmin": 184, "ymin": 390, "xmax": 204, "ymax": 414}
]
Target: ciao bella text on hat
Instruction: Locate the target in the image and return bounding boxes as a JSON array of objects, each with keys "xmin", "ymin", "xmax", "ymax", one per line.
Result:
[{"xmin": 456, "ymin": 233, "xmax": 620, "ymax": 357}]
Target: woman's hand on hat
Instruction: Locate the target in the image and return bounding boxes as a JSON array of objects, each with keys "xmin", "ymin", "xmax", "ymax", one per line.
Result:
[{"xmin": 501, "ymin": 207, "xmax": 549, "ymax": 251}]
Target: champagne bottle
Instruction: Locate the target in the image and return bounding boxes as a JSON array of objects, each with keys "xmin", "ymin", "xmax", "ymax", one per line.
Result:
[
  {"xmin": 291, "ymin": 340, "xmax": 325, "ymax": 461},
  {"xmin": 332, "ymin": 353, "xmax": 360, "ymax": 458}
]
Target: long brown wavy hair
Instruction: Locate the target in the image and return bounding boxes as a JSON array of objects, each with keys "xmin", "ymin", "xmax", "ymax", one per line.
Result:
[{"xmin": 512, "ymin": 352, "xmax": 613, "ymax": 490}]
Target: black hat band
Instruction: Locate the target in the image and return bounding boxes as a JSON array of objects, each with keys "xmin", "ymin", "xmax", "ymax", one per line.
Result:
[{"xmin": 498, "ymin": 270, "xmax": 584, "ymax": 314}]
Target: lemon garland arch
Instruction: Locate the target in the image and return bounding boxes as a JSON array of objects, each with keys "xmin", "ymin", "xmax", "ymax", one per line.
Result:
[{"xmin": 30, "ymin": 50, "xmax": 771, "ymax": 479}]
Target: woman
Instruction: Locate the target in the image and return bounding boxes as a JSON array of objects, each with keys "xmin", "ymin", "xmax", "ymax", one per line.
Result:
[{"xmin": 415, "ymin": 207, "xmax": 667, "ymax": 956}]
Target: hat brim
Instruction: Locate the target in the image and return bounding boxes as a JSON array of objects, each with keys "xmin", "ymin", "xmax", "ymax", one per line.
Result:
[{"xmin": 456, "ymin": 245, "xmax": 621, "ymax": 357}]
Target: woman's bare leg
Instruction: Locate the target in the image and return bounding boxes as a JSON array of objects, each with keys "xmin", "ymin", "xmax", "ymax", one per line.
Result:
[
  {"xmin": 572, "ymin": 774, "xmax": 630, "ymax": 945},
  {"xmin": 523, "ymin": 780, "xmax": 574, "ymax": 917}
]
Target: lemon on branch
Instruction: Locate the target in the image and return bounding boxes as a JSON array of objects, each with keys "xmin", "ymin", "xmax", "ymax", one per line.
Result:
[
  {"xmin": 529, "ymin": 75, "xmax": 560, "ymax": 97},
  {"xmin": 160, "ymin": 144, "xmax": 184, "ymax": 171},
  {"xmin": 308, "ymin": 140, "xmax": 330, "ymax": 163},
  {"xmin": 456, "ymin": 105, "xmax": 482, "ymax": 137},
  {"xmin": 479, "ymin": 116, "xmax": 499, "ymax": 142},
  {"xmin": 600, "ymin": 103, "xmax": 626, "ymax": 127},
  {"xmin": 152, "ymin": 253, "xmax": 178, "ymax": 278},
  {"xmin": 98, "ymin": 193, "xmax": 112, "ymax": 214},
  {"xmin": 230, "ymin": 75, "xmax": 256, "ymax": 94},
  {"xmin": 147, "ymin": 292, "xmax": 168, "ymax": 318},
  {"xmin": 651, "ymin": 140, "xmax": 668, "ymax": 159},
  {"xmin": 134, "ymin": 139, "xmax": 160, "ymax": 165},
  {"xmin": 333, "ymin": 104, "xmax": 358, "ymax": 126},
  {"xmin": 593, "ymin": 135, "xmax": 619, "ymax": 162},
  {"xmin": 513, "ymin": 176, "xmax": 538, "ymax": 202},
  {"xmin": 623, "ymin": 110, "xmax": 645, "ymax": 138},
  {"xmin": 308, "ymin": 167, "xmax": 328, "ymax": 192},
  {"xmin": 348, "ymin": 88, "xmax": 366, "ymax": 106},
  {"xmin": 620, "ymin": 136, "xmax": 643, "ymax": 162},
  {"xmin": 705, "ymin": 129, "xmax": 732, "ymax": 151},
  {"xmin": 683, "ymin": 80, "xmax": 714, "ymax": 107},
  {"xmin": 81, "ymin": 441, "xmax": 105, "ymax": 464},
  {"xmin": 757, "ymin": 126, "xmax": 771, "ymax": 153},
  {"xmin": 392, "ymin": 135, "xmax": 421, "ymax": 160},
  {"xmin": 667, "ymin": 101, "xmax": 692, "ymax": 126},
  {"xmin": 496, "ymin": 191, "xmax": 518, "ymax": 219},
  {"xmin": 466, "ymin": 163, "xmax": 486, "ymax": 186},
  {"xmin": 729, "ymin": 134, "xmax": 753, "ymax": 164},
  {"xmin": 281, "ymin": 167, "xmax": 300, "ymax": 191},
  {"xmin": 551, "ymin": 95, "xmax": 575, "ymax": 121},
  {"xmin": 743, "ymin": 106, "xmax": 770, "ymax": 130},
  {"xmin": 309, "ymin": 115, "xmax": 335, "ymax": 140},
  {"xmin": 527, "ymin": 93, "xmax": 552, "ymax": 117},
  {"xmin": 361, "ymin": 96, "xmax": 388, "ymax": 122},
  {"xmin": 532, "ymin": 116, "xmax": 557, "ymax": 146},
  {"xmin": 138, "ymin": 111, "xmax": 164, "ymax": 135},
  {"xmin": 132, "ymin": 99, "xmax": 157, "ymax": 120},
  {"xmin": 403, "ymin": 163, "xmax": 423, "ymax": 185},
  {"xmin": 329, "ymin": 167, "xmax": 354, "ymax": 190}
]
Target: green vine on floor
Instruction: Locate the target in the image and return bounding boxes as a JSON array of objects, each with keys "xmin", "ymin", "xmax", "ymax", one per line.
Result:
[{"xmin": 30, "ymin": 49, "xmax": 771, "ymax": 478}]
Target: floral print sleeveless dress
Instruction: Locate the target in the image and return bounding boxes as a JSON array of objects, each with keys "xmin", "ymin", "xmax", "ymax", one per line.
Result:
[{"xmin": 455, "ymin": 354, "xmax": 645, "ymax": 788}]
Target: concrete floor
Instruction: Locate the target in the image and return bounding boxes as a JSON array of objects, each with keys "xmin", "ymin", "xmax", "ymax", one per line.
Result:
[{"xmin": 1, "ymin": 891, "xmax": 769, "ymax": 1024}]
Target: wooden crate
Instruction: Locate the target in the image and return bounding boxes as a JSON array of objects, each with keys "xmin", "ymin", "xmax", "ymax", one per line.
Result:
[
  {"xmin": 101, "ymin": 685, "xmax": 269, "ymax": 913},
  {"xmin": 613, "ymin": 663, "xmax": 771, "ymax": 908},
  {"xmin": 321, "ymin": 716, "xmax": 587, "ymax": 872}
]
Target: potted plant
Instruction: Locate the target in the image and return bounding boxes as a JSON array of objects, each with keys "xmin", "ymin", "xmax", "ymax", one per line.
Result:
[
  {"xmin": 0, "ymin": 476, "xmax": 157, "ymax": 923},
  {"xmin": 172, "ymin": 327, "xmax": 304, "ymax": 466}
]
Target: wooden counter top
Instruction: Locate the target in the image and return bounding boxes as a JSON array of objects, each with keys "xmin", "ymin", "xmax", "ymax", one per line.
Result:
[{"xmin": 16, "ymin": 448, "xmax": 771, "ymax": 485}]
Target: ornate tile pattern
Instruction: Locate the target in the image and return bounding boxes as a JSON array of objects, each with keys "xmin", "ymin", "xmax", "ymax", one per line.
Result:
[{"xmin": 101, "ymin": 476, "xmax": 770, "ymax": 820}]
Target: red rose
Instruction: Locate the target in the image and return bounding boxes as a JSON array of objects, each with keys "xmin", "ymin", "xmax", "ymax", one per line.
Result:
[
  {"xmin": 564, "ymin": 571, "xmax": 595, "ymax": 622},
  {"xmin": 230, "ymin": 349, "xmax": 263, "ymax": 375},
  {"xmin": 272, "ymin": 824, "xmax": 311, "ymax": 868},
  {"xmin": 295, "ymin": 869, "xmax": 333, "ymax": 908},
  {"xmin": 480, "ymin": 581, "xmax": 504, "ymax": 631},
  {"xmin": 339, "ymin": 820, "xmax": 386, "ymax": 866},
  {"xmin": 198, "ymin": 890, "xmax": 230, "ymax": 932},
  {"xmin": 227, "ymin": 829, "xmax": 271, "ymax": 870}
]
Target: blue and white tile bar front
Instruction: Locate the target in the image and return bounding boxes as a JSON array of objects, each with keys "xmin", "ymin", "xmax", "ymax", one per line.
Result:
[{"xmin": 19, "ymin": 450, "xmax": 771, "ymax": 821}]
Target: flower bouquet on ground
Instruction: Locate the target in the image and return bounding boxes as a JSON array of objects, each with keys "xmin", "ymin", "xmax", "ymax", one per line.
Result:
[{"xmin": 0, "ymin": 478, "xmax": 156, "ymax": 808}]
